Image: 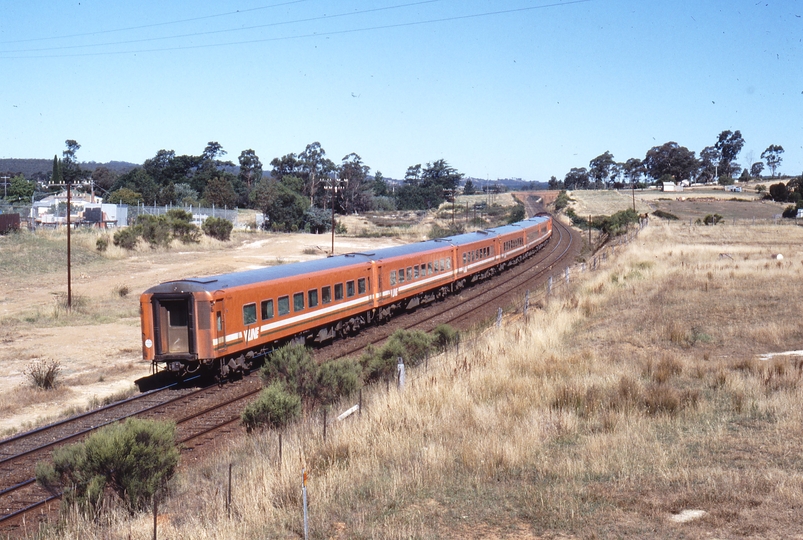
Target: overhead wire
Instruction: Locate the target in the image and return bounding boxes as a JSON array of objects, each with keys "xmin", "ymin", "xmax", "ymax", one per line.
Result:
[
  {"xmin": 0, "ymin": 0, "xmax": 316, "ymax": 45},
  {"xmin": 0, "ymin": 0, "xmax": 443, "ymax": 54},
  {"xmin": 0, "ymin": 0, "xmax": 592, "ymax": 59}
]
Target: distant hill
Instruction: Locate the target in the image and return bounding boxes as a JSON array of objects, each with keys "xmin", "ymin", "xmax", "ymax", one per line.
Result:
[{"xmin": 0, "ymin": 158, "xmax": 139, "ymax": 179}]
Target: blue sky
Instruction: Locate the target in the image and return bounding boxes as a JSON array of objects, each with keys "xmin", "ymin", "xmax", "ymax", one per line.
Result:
[{"xmin": 1, "ymin": 0, "xmax": 801, "ymax": 181}]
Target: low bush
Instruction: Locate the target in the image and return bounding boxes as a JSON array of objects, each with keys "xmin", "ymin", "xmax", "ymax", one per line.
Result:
[
  {"xmin": 36, "ymin": 418, "xmax": 179, "ymax": 515},
  {"xmin": 433, "ymin": 324, "xmax": 459, "ymax": 350},
  {"xmin": 652, "ymin": 209, "xmax": 679, "ymax": 220},
  {"xmin": 314, "ymin": 358, "xmax": 362, "ymax": 406},
  {"xmin": 241, "ymin": 381, "xmax": 301, "ymax": 432},
  {"xmin": 260, "ymin": 343, "xmax": 317, "ymax": 399},
  {"xmin": 113, "ymin": 228, "xmax": 138, "ymax": 250},
  {"xmin": 25, "ymin": 358, "xmax": 61, "ymax": 390},
  {"xmin": 202, "ymin": 216, "xmax": 233, "ymax": 241},
  {"xmin": 703, "ymin": 214, "xmax": 723, "ymax": 225},
  {"xmin": 95, "ymin": 235, "xmax": 109, "ymax": 252}
]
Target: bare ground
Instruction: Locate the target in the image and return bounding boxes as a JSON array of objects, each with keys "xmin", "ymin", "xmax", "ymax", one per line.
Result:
[{"xmin": 0, "ymin": 226, "xmax": 406, "ymax": 435}]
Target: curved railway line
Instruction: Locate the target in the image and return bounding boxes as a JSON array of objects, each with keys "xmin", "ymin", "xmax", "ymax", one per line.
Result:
[{"xmin": 0, "ymin": 197, "xmax": 580, "ymax": 535}]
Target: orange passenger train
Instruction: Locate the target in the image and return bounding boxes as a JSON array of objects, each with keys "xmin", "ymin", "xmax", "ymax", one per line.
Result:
[{"xmin": 140, "ymin": 215, "xmax": 552, "ymax": 377}]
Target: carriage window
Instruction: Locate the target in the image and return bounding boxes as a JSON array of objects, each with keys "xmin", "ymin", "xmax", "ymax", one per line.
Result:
[
  {"xmin": 462, "ymin": 253, "xmax": 467, "ymax": 265},
  {"xmin": 427, "ymin": 262, "xmax": 433, "ymax": 275},
  {"xmin": 293, "ymin": 292, "xmax": 304, "ymax": 312},
  {"xmin": 414, "ymin": 266, "xmax": 419, "ymax": 279},
  {"xmin": 407, "ymin": 267, "xmax": 413, "ymax": 281},
  {"xmin": 358, "ymin": 278, "xmax": 367, "ymax": 294},
  {"xmin": 346, "ymin": 280, "xmax": 355, "ymax": 297},
  {"xmin": 261, "ymin": 299, "xmax": 274, "ymax": 320},
  {"xmin": 243, "ymin": 303, "xmax": 257, "ymax": 325},
  {"xmin": 398, "ymin": 268, "xmax": 405, "ymax": 283},
  {"xmin": 216, "ymin": 311, "xmax": 222, "ymax": 332},
  {"xmin": 446, "ymin": 258, "xmax": 451, "ymax": 270},
  {"xmin": 322, "ymin": 286, "xmax": 331, "ymax": 304},
  {"xmin": 390, "ymin": 271, "xmax": 397, "ymax": 286},
  {"xmin": 278, "ymin": 296, "xmax": 290, "ymax": 316},
  {"xmin": 308, "ymin": 289, "xmax": 318, "ymax": 308},
  {"xmin": 335, "ymin": 283, "xmax": 344, "ymax": 300},
  {"xmin": 421, "ymin": 264, "xmax": 426, "ymax": 275}
]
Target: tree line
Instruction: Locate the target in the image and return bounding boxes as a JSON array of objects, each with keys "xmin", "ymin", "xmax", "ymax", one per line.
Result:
[
  {"xmin": 547, "ymin": 130, "xmax": 788, "ymax": 190},
  {"xmin": 12, "ymin": 140, "xmax": 465, "ymax": 233}
]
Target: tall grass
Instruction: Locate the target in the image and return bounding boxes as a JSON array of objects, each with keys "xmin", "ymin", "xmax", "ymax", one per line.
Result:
[{"xmin": 33, "ymin": 222, "xmax": 803, "ymax": 539}]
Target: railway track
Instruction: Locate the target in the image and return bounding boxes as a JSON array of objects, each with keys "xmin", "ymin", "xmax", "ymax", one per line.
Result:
[
  {"xmin": 0, "ymin": 199, "xmax": 579, "ymax": 535},
  {"xmin": 0, "ymin": 376, "xmax": 261, "ymax": 535}
]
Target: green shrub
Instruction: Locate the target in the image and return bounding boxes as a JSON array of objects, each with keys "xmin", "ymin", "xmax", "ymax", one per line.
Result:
[
  {"xmin": 112, "ymin": 228, "xmax": 139, "ymax": 250},
  {"xmin": 165, "ymin": 209, "xmax": 201, "ymax": 244},
  {"xmin": 314, "ymin": 358, "xmax": 362, "ymax": 405},
  {"xmin": 703, "ymin": 214, "xmax": 723, "ymax": 225},
  {"xmin": 652, "ymin": 210, "xmax": 679, "ymax": 220},
  {"xmin": 202, "ymin": 216, "xmax": 233, "ymax": 241},
  {"xmin": 241, "ymin": 381, "xmax": 301, "ymax": 432},
  {"xmin": 36, "ymin": 418, "xmax": 179, "ymax": 515},
  {"xmin": 361, "ymin": 330, "xmax": 435, "ymax": 382},
  {"xmin": 95, "ymin": 235, "xmax": 109, "ymax": 252},
  {"xmin": 260, "ymin": 344, "xmax": 317, "ymax": 399},
  {"xmin": 554, "ymin": 190, "xmax": 572, "ymax": 211},
  {"xmin": 428, "ymin": 223, "xmax": 465, "ymax": 239},
  {"xmin": 433, "ymin": 324, "xmax": 459, "ymax": 350},
  {"xmin": 507, "ymin": 204, "xmax": 526, "ymax": 224},
  {"xmin": 137, "ymin": 214, "xmax": 172, "ymax": 248}
]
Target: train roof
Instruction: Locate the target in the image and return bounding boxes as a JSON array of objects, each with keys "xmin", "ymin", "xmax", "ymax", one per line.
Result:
[{"xmin": 142, "ymin": 215, "xmax": 551, "ymax": 294}]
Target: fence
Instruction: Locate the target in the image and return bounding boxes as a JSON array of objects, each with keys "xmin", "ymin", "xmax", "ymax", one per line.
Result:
[
  {"xmin": 0, "ymin": 203, "xmax": 262, "ymax": 230},
  {"xmin": 126, "ymin": 203, "xmax": 261, "ymax": 229}
]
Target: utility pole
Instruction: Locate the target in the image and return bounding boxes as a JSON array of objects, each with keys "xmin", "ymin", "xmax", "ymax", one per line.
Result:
[
  {"xmin": 328, "ymin": 176, "xmax": 347, "ymax": 256},
  {"xmin": 66, "ymin": 179, "xmax": 72, "ymax": 311}
]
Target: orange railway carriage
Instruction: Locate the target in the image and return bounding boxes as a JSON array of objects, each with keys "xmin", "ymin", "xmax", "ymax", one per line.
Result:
[{"xmin": 140, "ymin": 215, "xmax": 552, "ymax": 376}]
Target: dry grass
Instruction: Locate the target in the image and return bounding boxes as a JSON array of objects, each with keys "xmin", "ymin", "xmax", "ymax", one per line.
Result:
[{"xmin": 30, "ymin": 221, "xmax": 803, "ymax": 539}]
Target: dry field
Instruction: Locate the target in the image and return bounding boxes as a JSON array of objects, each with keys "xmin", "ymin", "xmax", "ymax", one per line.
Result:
[
  {"xmin": 0, "ymin": 226, "xmax": 409, "ymax": 435},
  {"xmin": 30, "ymin": 219, "xmax": 803, "ymax": 539},
  {"xmin": 567, "ymin": 186, "xmax": 789, "ymax": 223}
]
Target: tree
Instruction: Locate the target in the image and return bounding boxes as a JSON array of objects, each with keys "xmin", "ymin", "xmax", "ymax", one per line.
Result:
[
  {"xmin": 111, "ymin": 168, "xmax": 159, "ymax": 205},
  {"xmin": 463, "ymin": 179, "xmax": 476, "ymax": 195},
  {"xmin": 238, "ymin": 149, "xmax": 263, "ymax": 189},
  {"xmin": 769, "ymin": 182, "xmax": 789, "ymax": 202},
  {"xmin": 107, "ymin": 187, "xmax": 143, "ymax": 206},
  {"xmin": 202, "ymin": 175, "xmax": 238, "ymax": 208},
  {"xmin": 298, "ymin": 142, "xmax": 335, "ymax": 206},
  {"xmin": 761, "ymin": 144, "xmax": 784, "ymax": 177},
  {"xmin": 90, "ymin": 166, "xmax": 117, "ymax": 195},
  {"xmin": 371, "ymin": 171, "xmax": 388, "ymax": 196},
  {"xmin": 270, "ymin": 153, "xmax": 301, "ymax": 180},
  {"xmin": 714, "ymin": 130, "xmax": 745, "ymax": 178},
  {"xmin": 252, "ymin": 176, "xmax": 310, "ymax": 231},
  {"xmin": 61, "ymin": 139, "xmax": 84, "ymax": 185},
  {"xmin": 51, "ymin": 155, "xmax": 62, "ymax": 187},
  {"xmin": 622, "ymin": 158, "xmax": 644, "ymax": 186},
  {"xmin": 698, "ymin": 146, "xmax": 720, "ymax": 183},
  {"xmin": 589, "ymin": 151, "xmax": 615, "ymax": 188},
  {"xmin": 339, "ymin": 153, "xmax": 371, "ymax": 213},
  {"xmin": 750, "ymin": 162, "xmax": 765, "ymax": 178},
  {"xmin": 563, "ymin": 167, "xmax": 589, "ymax": 190},
  {"xmin": 643, "ymin": 142, "xmax": 698, "ymax": 183},
  {"xmin": 404, "ymin": 164, "xmax": 422, "ymax": 186},
  {"xmin": 5, "ymin": 174, "xmax": 34, "ymax": 203}
]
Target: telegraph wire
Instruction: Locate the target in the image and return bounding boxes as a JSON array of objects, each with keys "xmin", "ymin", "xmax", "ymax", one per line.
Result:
[
  {"xmin": 0, "ymin": 0, "xmax": 442, "ymax": 54},
  {"xmin": 0, "ymin": 0, "xmax": 592, "ymax": 59},
  {"xmin": 0, "ymin": 0, "xmax": 315, "ymax": 45}
]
